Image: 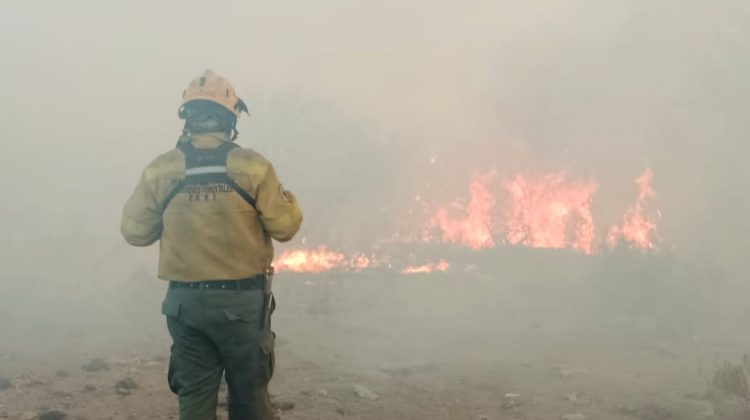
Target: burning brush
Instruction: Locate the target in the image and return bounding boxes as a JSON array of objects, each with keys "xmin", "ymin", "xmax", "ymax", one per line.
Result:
[{"xmin": 274, "ymin": 169, "xmax": 661, "ymax": 274}]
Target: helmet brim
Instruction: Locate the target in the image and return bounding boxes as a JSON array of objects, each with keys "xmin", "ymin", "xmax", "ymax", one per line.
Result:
[{"xmin": 182, "ymin": 96, "xmax": 240, "ymax": 117}]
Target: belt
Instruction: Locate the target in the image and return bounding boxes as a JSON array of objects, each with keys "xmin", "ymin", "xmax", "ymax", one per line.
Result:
[{"xmin": 169, "ymin": 275, "xmax": 266, "ymax": 291}]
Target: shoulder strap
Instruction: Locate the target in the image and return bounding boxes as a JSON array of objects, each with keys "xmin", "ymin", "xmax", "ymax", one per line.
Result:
[
  {"xmin": 225, "ymin": 177, "xmax": 258, "ymax": 210},
  {"xmin": 160, "ymin": 141, "xmax": 257, "ymax": 213}
]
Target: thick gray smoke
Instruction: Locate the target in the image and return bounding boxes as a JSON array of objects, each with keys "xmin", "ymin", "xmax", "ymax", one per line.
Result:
[
  {"xmin": 3, "ymin": 1, "xmax": 747, "ymax": 264},
  {"xmin": 0, "ymin": 1, "xmax": 749, "ymax": 418}
]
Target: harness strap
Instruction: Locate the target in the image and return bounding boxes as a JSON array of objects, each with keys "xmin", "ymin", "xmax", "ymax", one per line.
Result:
[{"xmin": 160, "ymin": 141, "xmax": 257, "ymax": 213}]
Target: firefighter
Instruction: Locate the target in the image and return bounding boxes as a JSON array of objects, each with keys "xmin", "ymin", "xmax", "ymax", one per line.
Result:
[{"xmin": 121, "ymin": 69, "xmax": 303, "ymax": 420}]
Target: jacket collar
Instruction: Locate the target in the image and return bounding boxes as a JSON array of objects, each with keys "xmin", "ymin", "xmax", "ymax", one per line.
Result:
[{"xmin": 188, "ymin": 132, "xmax": 232, "ymax": 149}]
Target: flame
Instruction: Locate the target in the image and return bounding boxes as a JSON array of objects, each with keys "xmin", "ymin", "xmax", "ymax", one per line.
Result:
[
  {"xmin": 607, "ymin": 168, "xmax": 660, "ymax": 250},
  {"xmin": 503, "ymin": 173, "xmax": 598, "ymax": 254},
  {"xmin": 275, "ymin": 169, "xmax": 663, "ymax": 276},
  {"xmin": 424, "ymin": 169, "xmax": 658, "ymax": 255},
  {"xmin": 275, "ymin": 246, "xmax": 345, "ymax": 273},
  {"xmin": 348, "ymin": 254, "xmax": 372, "ymax": 271},
  {"xmin": 274, "ymin": 247, "xmax": 376, "ymax": 273},
  {"xmin": 401, "ymin": 260, "xmax": 450, "ymax": 274},
  {"xmin": 429, "ymin": 175, "xmax": 495, "ymax": 249}
]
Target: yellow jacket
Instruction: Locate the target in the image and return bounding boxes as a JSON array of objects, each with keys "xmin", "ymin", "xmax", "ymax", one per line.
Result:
[{"xmin": 121, "ymin": 133, "xmax": 303, "ymax": 281}]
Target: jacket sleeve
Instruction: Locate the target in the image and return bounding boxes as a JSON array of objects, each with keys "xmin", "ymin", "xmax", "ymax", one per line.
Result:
[
  {"xmin": 256, "ymin": 164, "xmax": 303, "ymax": 242},
  {"xmin": 121, "ymin": 167, "xmax": 163, "ymax": 246}
]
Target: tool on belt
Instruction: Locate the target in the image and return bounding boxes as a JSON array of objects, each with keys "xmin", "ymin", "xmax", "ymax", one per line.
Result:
[{"xmin": 261, "ymin": 266, "xmax": 275, "ymax": 330}]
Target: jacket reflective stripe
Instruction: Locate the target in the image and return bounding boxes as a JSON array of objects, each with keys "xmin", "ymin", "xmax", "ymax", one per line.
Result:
[
  {"xmin": 185, "ymin": 166, "xmax": 227, "ymax": 176},
  {"xmin": 120, "ymin": 134, "xmax": 303, "ymax": 281},
  {"xmin": 159, "ymin": 141, "xmax": 258, "ymax": 212}
]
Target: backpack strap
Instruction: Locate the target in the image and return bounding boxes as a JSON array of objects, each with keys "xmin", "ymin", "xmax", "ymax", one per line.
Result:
[{"xmin": 160, "ymin": 141, "xmax": 257, "ymax": 213}]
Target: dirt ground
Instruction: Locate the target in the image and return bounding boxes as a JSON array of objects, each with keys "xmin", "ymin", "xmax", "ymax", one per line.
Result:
[{"xmin": 1, "ymin": 247, "xmax": 748, "ymax": 420}]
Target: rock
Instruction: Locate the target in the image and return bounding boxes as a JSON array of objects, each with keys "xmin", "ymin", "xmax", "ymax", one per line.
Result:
[
  {"xmin": 51, "ymin": 390, "xmax": 73, "ymax": 399},
  {"xmin": 272, "ymin": 400, "xmax": 295, "ymax": 411},
  {"xmin": 115, "ymin": 377, "xmax": 138, "ymax": 395},
  {"xmin": 561, "ymin": 414, "xmax": 586, "ymax": 420},
  {"xmin": 83, "ymin": 385, "xmax": 96, "ymax": 392},
  {"xmin": 700, "ymin": 405, "xmax": 715, "ymax": 418},
  {"xmin": 81, "ymin": 358, "xmax": 109, "ymax": 372},
  {"xmin": 379, "ymin": 361, "xmax": 437, "ymax": 376},
  {"xmin": 55, "ymin": 370, "xmax": 68, "ymax": 378},
  {"xmin": 353, "ymin": 384, "xmax": 378, "ymax": 400},
  {"xmin": 565, "ymin": 393, "xmax": 591, "ymax": 406},
  {"xmin": 500, "ymin": 400, "xmax": 521, "ymax": 410},
  {"xmin": 0, "ymin": 376, "xmax": 11, "ymax": 391},
  {"xmin": 501, "ymin": 392, "xmax": 522, "ymax": 410},
  {"xmin": 615, "ymin": 404, "xmax": 637, "ymax": 415},
  {"xmin": 317, "ymin": 388, "xmax": 329, "ymax": 397},
  {"xmin": 559, "ymin": 367, "xmax": 588, "ymax": 378},
  {"xmin": 39, "ymin": 411, "xmax": 66, "ymax": 420}
]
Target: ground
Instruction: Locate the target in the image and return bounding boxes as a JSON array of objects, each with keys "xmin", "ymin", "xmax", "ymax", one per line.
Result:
[{"xmin": 0, "ymin": 248, "xmax": 747, "ymax": 419}]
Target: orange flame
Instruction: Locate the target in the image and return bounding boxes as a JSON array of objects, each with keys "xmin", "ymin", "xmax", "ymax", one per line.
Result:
[
  {"xmin": 276, "ymin": 169, "xmax": 663, "ymax": 276},
  {"xmin": 504, "ymin": 173, "xmax": 598, "ymax": 254},
  {"xmin": 424, "ymin": 170, "xmax": 658, "ymax": 255},
  {"xmin": 607, "ymin": 168, "xmax": 659, "ymax": 250},
  {"xmin": 401, "ymin": 260, "xmax": 450, "ymax": 274},
  {"xmin": 348, "ymin": 254, "xmax": 373, "ymax": 271},
  {"xmin": 429, "ymin": 175, "xmax": 495, "ymax": 249},
  {"xmin": 274, "ymin": 247, "xmax": 376, "ymax": 273},
  {"xmin": 275, "ymin": 246, "xmax": 346, "ymax": 273}
]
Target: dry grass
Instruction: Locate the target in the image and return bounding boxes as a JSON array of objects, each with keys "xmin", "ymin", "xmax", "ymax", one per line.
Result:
[
  {"xmin": 712, "ymin": 360, "xmax": 749, "ymax": 398},
  {"xmin": 709, "ymin": 355, "xmax": 750, "ymax": 419}
]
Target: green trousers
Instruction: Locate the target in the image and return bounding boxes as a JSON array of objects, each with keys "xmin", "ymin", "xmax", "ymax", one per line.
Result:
[{"xmin": 162, "ymin": 286, "xmax": 276, "ymax": 420}]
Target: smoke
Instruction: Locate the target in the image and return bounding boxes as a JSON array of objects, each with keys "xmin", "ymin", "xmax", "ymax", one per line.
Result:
[
  {"xmin": 1, "ymin": 0, "xmax": 749, "ymax": 384},
  {"xmin": 2, "ymin": 0, "xmax": 748, "ymax": 252}
]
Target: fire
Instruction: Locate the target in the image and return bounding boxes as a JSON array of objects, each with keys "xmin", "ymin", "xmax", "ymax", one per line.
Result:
[
  {"xmin": 607, "ymin": 168, "xmax": 660, "ymax": 250},
  {"xmin": 275, "ymin": 246, "xmax": 345, "ymax": 273},
  {"xmin": 425, "ymin": 169, "xmax": 659, "ymax": 255},
  {"xmin": 504, "ymin": 173, "xmax": 598, "ymax": 254},
  {"xmin": 274, "ymin": 247, "xmax": 375, "ymax": 273},
  {"xmin": 348, "ymin": 254, "xmax": 373, "ymax": 271},
  {"xmin": 275, "ymin": 169, "xmax": 663, "ymax": 276},
  {"xmin": 274, "ymin": 246, "xmax": 451, "ymax": 274},
  {"xmin": 429, "ymin": 175, "xmax": 495, "ymax": 249},
  {"xmin": 401, "ymin": 260, "xmax": 450, "ymax": 274}
]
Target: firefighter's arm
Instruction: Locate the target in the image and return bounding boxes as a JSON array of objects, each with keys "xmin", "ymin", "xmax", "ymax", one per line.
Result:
[
  {"xmin": 121, "ymin": 167, "xmax": 163, "ymax": 246},
  {"xmin": 256, "ymin": 164, "xmax": 303, "ymax": 242}
]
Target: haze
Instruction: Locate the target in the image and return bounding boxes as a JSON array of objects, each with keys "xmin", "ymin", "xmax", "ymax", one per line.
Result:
[{"xmin": 1, "ymin": 1, "xmax": 749, "ymax": 419}]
